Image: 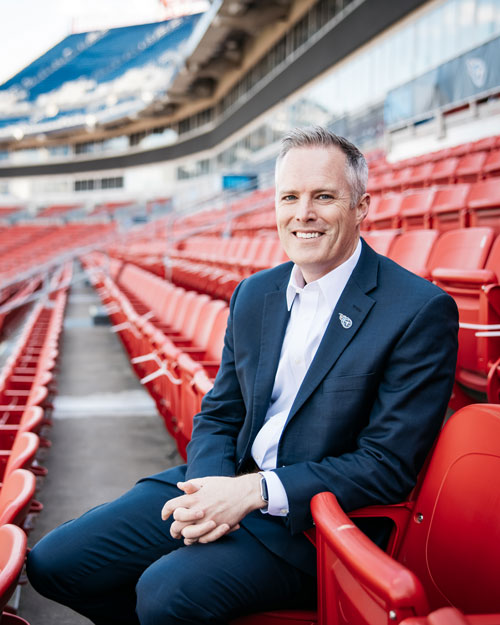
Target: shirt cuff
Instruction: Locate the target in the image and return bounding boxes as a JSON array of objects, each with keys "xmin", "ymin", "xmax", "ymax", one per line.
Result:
[{"xmin": 259, "ymin": 471, "xmax": 289, "ymax": 517}]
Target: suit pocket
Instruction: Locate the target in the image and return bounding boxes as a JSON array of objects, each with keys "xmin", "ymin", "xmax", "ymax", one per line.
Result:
[{"xmin": 322, "ymin": 372, "xmax": 375, "ymax": 392}]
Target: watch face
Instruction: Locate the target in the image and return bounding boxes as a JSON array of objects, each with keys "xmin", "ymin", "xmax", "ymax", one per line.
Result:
[{"xmin": 260, "ymin": 476, "xmax": 269, "ymax": 503}]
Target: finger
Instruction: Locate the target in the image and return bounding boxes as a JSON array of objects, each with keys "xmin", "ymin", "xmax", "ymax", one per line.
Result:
[
  {"xmin": 177, "ymin": 480, "xmax": 200, "ymax": 495},
  {"xmin": 228, "ymin": 524, "xmax": 240, "ymax": 533},
  {"xmin": 197, "ymin": 523, "xmax": 231, "ymax": 544},
  {"xmin": 173, "ymin": 507, "xmax": 204, "ymax": 523},
  {"xmin": 161, "ymin": 495, "xmax": 191, "ymax": 521},
  {"xmin": 181, "ymin": 520, "xmax": 217, "ymax": 540}
]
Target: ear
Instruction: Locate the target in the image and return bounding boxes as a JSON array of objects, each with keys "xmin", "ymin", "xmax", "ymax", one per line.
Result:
[{"xmin": 355, "ymin": 193, "xmax": 370, "ymax": 226}]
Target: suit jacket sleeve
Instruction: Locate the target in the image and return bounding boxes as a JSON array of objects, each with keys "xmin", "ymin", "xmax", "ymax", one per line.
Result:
[{"xmin": 274, "ymin": 290, "xmax": 459, "ymax": 534}]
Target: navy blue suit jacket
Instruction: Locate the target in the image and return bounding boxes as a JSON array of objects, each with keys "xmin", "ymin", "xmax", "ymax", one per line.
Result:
[{"xmin": 170, "ymin": 240, "xmax": 458, "ymax": 575}]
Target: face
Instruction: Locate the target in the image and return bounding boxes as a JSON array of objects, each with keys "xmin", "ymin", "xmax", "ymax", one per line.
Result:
[{"xmin": 275, "ymin": 145, "xmax": 369, "ymax": 283}]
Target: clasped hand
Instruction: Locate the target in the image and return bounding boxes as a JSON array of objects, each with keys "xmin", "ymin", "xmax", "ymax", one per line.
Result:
[{"xmin": 161, "ymin": 474, "xmax": 263, "ymax": 545}]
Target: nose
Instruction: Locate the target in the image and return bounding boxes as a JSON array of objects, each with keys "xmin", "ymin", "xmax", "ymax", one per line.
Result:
[{"xmin": 294, "ymin": 197, "xmax": 317, "ymax": 222}]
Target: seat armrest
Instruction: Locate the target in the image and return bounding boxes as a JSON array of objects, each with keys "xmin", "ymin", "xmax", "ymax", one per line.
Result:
[{"xmin": 431, "ymin": 267, "xmax": 497, "ymax": 285}]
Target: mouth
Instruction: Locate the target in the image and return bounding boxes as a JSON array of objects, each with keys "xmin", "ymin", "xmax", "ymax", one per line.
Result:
[{"xmin": 293, "ymin": 231, "xmax": 324, "ymax": 239}]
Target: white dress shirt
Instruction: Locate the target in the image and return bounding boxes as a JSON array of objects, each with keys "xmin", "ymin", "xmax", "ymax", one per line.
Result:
[{"xmin": 251, "ymin": 239, "xmax": 362, "ymax": 516}]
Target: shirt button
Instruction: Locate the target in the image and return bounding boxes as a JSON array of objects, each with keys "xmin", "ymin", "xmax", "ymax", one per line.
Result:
[{"xmin": 294, "ymin": 358, "xmax": 301, "ymax": 364}]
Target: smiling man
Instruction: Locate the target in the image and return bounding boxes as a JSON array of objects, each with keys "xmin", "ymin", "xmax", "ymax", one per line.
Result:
[{"xmin": 27, "ymin": 127, "xmax": 458, "ymax": 625}]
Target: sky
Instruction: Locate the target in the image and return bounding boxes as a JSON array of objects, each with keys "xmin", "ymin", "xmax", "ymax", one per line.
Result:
[{"xmin": 0, "ymin": 0, "xmax": 209, "ymax": 85}]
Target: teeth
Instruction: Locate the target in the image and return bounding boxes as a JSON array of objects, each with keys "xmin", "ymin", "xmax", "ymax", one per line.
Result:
[{"xmin": 296, "ymin": 232, "xmax": 321, "ymax": 239}]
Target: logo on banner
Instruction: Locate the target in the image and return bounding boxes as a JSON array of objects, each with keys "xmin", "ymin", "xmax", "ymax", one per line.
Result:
[{"xmin": 466, "ymin": 58, "xmax": 487, "ymax": 88}]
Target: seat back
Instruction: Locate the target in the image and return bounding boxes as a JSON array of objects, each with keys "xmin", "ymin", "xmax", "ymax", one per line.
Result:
[
  {"xmin": 427, "ymin": 227, "xmax": 494, "ymax": 275},
  {"xmin": 204, "ymin": 306, "xmax": 230, "ymax": 361},
  {"xmin": 431, "ymin": 184, "xmax": 470, "ymax": 231},
  {"xmin": 467, "ymin": 179, "xmax": 500, "ymax": 231},
  {"xmin": 400, "ymin": 188, "xmax": 435, "ymax": 230},
  {"xmin": 0, "ymin": 524, "xmax": 27, "ymax": 611},
  {"xmin": 0, "ymin": 468, "xmax": 36, "ymax": 526},
  {"xmin": 455, "ymin": 152, "xmax": 487, "ymax": 183},
  {"xmin": 388, "ymin": 230, "xmax": 439, "ymax": 278},
  {"xmin": 429, "ymin": 157, "xmax": 459, "ymax": 186},
  {"xmin": 190, "ymin": 300, "xmax": 228, "ymax": 352},
  {"xmin": 363, "ymin": 230, "xmax": 399, "ymax": 256},
  {"xmin": 4, "ymin": 431, "xmax": 39, "ymax": 480},
  {"xmin": 396, "ymin": 404, "xmax": 500, "ymax": 614}
]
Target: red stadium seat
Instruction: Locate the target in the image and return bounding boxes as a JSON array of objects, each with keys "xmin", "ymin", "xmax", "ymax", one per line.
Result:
[
  {"xmin": 431, "ymin": 234, "xmax": 500, "ymax": 403},
  {"xmin": 428, "ymin": 227, "xmax": 494, "ymax": 279},
  {"xmin": 404, "ymin": 162, "xmax": 434, "ymax": 189},
  {"xmin": 0, "ymin": 524, "xmax": 27, "ymax": 612},
  {"xmin": 399, "ymin": 188, "xmax": 436, "ymax": 230},
  {"xmin": 363, "ymin": 230, "xmax": 400, "ymax": 256},
  {"xmin": 0, "ymin": 432, "xmax": 40, "ymax": 482},
  {"xmin": 467, "ymin": 179, "xmax": 500, "ymax": 231},
  {"xmin": 429, "ymin": 157, "xmax": 459, "ymax": 186},
  {"xmin": 388, "ymin": 230, "xmax": 439, "ymax": 278},
  {"xmin": 311, "ymin": 403, "xmax": 500, "ymax": 625},
  {"xmin": 483, "ymin": 147, "xmax": 500, "ymax": 178},
  {"xmin": 369, "ymin": 195, "xmax": 403, "ymax": 230},
  {"xmin": 455, "ymin": 151, "xmax": 487, "ymax": 183},
  {"xmin": 430, "ymin": 184, "xmax": 470, "ymax": 232},
  {"xmin": 0, "ymin": 468, "xmax": 37, "ymax": 527}
]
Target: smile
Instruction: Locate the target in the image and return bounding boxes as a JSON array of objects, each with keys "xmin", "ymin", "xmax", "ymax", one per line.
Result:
[{"xmin": 294, "ymin": 232, "xmax": 322, "ymax": 239}]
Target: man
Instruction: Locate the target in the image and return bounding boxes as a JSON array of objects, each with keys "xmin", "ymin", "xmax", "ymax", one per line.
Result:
[{"xmin": 27, "ymin": 128, "xmax": 458, "ymax": 624}]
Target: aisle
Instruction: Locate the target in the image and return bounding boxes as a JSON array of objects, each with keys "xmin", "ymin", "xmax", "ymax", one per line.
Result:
[{"xmin": 19, "ymin": 270, "xmax": 183, "ymax": 625}]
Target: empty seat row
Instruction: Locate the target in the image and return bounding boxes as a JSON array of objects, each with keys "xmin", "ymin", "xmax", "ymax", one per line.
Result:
[
  {"xmin": 364, "ymin": 227, "xmax": 500, "ymax": 405},
  {"xmin": 83, "ymin": 255, "xmax": 227, "ymax": 458},
  {"xmin": 368, "ymin": 148, "xmax": 500, "ymax": 194},
  {"xmin": 365, "ymin": 180, "xmax": 500, "ymax": 232},
  {"xmin": 0, "ymin": 264, "xmax": 70, "ymax": 623}
]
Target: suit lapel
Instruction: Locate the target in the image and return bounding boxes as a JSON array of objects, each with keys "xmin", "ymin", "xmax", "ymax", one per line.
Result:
[
  {"xmin": 249, "ymin": 277, "xmax": 290, "ymax": 437},
  {"xmin": 285, "ymin": 240, "xmax": 379, "ymax": 425}
]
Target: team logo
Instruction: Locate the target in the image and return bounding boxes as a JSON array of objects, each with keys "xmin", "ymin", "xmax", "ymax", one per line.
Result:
[
  {"xmin": 466, "ymin": 57, "xmax": 487, "ymax": 89},
  {"xmin": 339, "ymin": 313, "xmax": 352, "ymax": 329}
]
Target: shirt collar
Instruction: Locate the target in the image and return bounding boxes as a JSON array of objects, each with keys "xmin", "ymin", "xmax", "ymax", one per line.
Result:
[{"xmin": 285, "ymin": 238, "xmax": 362, "ymax": 311}]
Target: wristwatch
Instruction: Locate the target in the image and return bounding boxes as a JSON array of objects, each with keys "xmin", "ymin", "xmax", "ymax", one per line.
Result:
[{"xmin": 259, "ymin": 473, "xmax": 269, "ymax": 504}]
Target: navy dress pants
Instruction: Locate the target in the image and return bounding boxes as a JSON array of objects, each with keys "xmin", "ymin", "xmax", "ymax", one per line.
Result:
[{"xmin": 26, "ymin": 469, "xmax": 316, "ymax": 625}]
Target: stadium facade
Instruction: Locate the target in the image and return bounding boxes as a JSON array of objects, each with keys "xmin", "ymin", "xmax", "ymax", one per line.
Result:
[{"xmin": 1, "ymin": 0, "xmax": 500, "ymax": 212}]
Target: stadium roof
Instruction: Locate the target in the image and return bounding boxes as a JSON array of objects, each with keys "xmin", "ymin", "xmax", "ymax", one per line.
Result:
[{"xmin": 0, "ymin": 14, "xmax": 202, "ymax": 141}]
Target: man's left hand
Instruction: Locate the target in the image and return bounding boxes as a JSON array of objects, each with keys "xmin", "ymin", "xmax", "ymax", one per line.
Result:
[{"xmin": 161, "ymin": 474, "xmax": 264, "ymax": 545}]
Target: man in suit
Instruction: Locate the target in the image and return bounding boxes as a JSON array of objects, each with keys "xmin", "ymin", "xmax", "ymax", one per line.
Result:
[{"xmin": 27, "ymin": 127, "xmax": 458, "ymax": 625}]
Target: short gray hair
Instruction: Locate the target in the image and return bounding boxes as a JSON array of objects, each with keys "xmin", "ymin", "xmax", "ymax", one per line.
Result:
[{"xmin": 276, "ymin": 126, "xmax": 368, "ymax": 208}]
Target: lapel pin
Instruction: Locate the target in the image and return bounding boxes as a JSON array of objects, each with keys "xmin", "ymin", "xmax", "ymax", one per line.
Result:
[{"xmin": 339, "ymin": 313, "xmax": 352, "ymax": 329}]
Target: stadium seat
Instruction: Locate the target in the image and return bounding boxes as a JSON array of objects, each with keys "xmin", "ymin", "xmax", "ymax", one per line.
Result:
[
  {"xmin": 0, "ymin": 432, "xmax": 40, "ymax": 482},
  {"xmin": 431, "ymin": 233, "xmax": 500, "ymax": 403},
  {"xmin": 311, "ymin": 403, "xmax": 500, "ymax": 625},
  {"xmin": 369, "ymin": 195, "xmax": 403, "ymax": 230},
  {"xmin": 455, "ymin": 151, "xmax": 487, "ymax": 183},
  {"xmin": 483, "ymin": 147, "xmax": 500, "ymax": 178},
  {"xmin": 0, "ymin": 524, "xmax": 27, "ymax": 614},
  {"xmin": 388, "ymin": 230, "xmax": 439, "ymax": 278},
  {"xmin": 399, "ymin": 188, "xmax": 436, "ymax": 230},
  {"xmin": 428, "ymin": 227, "xmax": 494, "ymax": 280},
  {"xmin": 0, "ymin": 468, "xmax": 37, "ymax": 527},
  {"xmin": 429, "ymin": 157, "xmax": 459, "ymax": 186},
  {"xmin": 430, "ymin": 184, "xmax": 470, "ymax": 232},
  {"xmin": 467, "ymin": 179, "xmax": 500, "ymax": 231},
  {"xmin": 404, "ymin": 162, "xmax": 434, "ymax": 189},
  {"xmin": 363, "ymin": 230, "xmax": 400, "ymax": 256}
]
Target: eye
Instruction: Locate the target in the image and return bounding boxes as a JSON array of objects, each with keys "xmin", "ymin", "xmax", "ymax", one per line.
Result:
[
  {"xmin": 317, "ymin": 193, "xmax": 334, "ymax": 200},
  {"xmin": 281, "ymin": 194, "xmax": 298, "ymax": 201}
]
